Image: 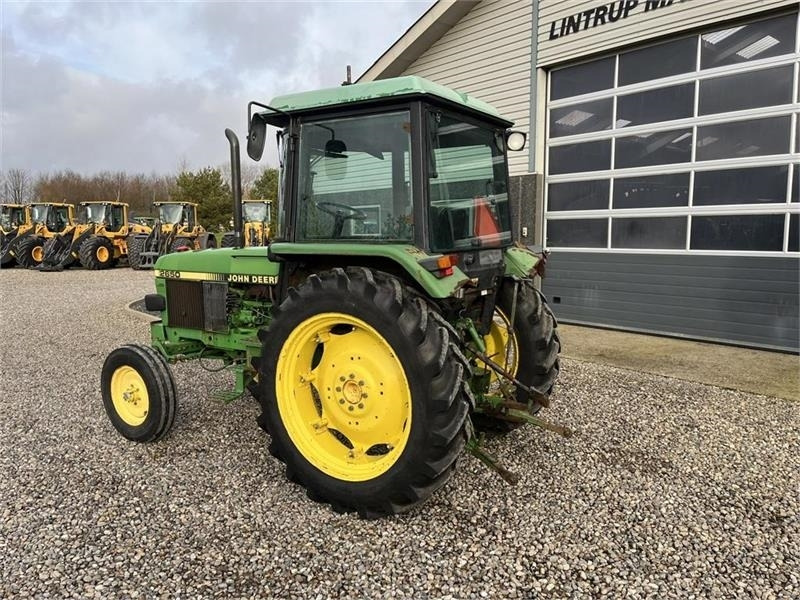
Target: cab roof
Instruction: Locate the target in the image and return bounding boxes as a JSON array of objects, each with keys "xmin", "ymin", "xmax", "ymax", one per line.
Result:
[{"xmin": 265, "ymin": 76, "xmax": 511, "ymax": 126}]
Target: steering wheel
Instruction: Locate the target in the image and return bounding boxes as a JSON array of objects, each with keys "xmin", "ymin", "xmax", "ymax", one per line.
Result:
[
  {"xmin": 315, "ymin": 202, "xmax": 368, "ymax": 238},
  {"xmin": 315, "ymin": 202, "xmax": 368, "ymax": 221}
]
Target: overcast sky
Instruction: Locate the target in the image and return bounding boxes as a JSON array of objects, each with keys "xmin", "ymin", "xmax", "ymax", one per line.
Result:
[{"xmin": 1, "ymin": 0, "xmax": 433, "ymax": 175}]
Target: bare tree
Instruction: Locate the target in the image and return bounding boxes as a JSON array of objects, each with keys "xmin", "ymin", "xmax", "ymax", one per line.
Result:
[{"xmin": 3, "ymin": 168, "xmax": 33, "ymax": 204}]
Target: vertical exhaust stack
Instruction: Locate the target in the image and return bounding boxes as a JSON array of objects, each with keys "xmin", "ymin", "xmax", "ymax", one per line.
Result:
[{"xmin": 225, "ymin": 128, "xmax": 243, "ymax": 249}]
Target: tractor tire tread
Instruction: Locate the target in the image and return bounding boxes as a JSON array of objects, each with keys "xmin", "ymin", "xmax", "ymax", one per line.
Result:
[{"xmin": 257, "ymin": 267, "xmax": 469, "ymax": 518}]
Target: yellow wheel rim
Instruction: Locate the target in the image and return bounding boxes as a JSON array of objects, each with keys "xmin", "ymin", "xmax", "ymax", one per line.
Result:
[
  {"xmin": 32, "ymin": 246, "xmax": 44, "ymax": 262},
  {"xmin": 481, "ymin": 308, "xmax": 519, "ymax": 384},
  {"xmin": 276, "ymin": 312, "xmax": 412, "ymax": 482},
  {"xmin": 96, "ymin": 246, "xmax": 110, "ymax": 262},
  {"xmin": 110, "ymin": 366, "xmax": 150, "ymax": 426}
]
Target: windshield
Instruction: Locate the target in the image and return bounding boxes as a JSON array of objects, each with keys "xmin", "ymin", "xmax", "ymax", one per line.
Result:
[
  {"xmin": 1, "ymin": 207, "xmax": 25, "ymax": 229},
  {"xmin": 297, "ymin": 111, "xmax": 413, "ymax": 241},
  {"xmin": 31, "ymin": 204, "xmax": 50, "ymax": 223},
  {"xmin": 243, "ymin": 203, "xmax": 269, "ymax": 222},
  {"xmin": 83, "ymin": 204, "xmax": 108, "ymax": 224},
  {"xmin": 428, "ymin": 113, "xmax": 511, "ymax": 251},
  {"xmin": 159, "ymin": 204, "xmax": 184, "ymax": 224}
]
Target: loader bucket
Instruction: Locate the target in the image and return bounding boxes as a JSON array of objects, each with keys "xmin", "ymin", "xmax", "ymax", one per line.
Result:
[
  {"xmin": 39, "ymin": 225, "xmax": 94, "ymax": 271},
  {"xmin": 38, "ymin": 234, "xmax": 74, "ymax": 271}
]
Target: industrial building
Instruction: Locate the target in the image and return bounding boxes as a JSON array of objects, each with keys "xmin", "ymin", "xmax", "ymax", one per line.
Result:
[{"xmin": 360, "ymin": 0, "xmax": 800, "ymax": 351}]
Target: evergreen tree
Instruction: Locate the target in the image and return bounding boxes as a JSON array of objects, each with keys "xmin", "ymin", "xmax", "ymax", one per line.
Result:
[{"xmin": 174, "ymin": 167, "xmax": 231, "ymax": 230}]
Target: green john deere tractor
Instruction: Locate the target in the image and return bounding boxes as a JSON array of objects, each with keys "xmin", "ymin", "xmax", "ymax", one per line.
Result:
[{"xmin": 102, "ymin": 76, "xmax": 564, "ymax": 517}]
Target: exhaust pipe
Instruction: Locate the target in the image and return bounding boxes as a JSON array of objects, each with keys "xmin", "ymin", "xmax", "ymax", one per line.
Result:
[{"xmin": 225, "ymin": 128, "xmax": 243, "ymax": 249}]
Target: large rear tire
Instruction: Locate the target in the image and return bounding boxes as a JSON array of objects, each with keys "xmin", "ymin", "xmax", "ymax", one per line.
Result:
[
  {"xmin": 79, "ymin": 236, "xmax": 114, "ymax": 270},
  {"xmin": 101, "ymin": 343, "xmax": 177, "ymax": 442},
  {"xmin": 16, "ymin": 236, "xmax": 45, "ymax": 268},
  {"xmin": 473, "ymin": 279, "xmax": 560, "ymax": 432},
  {"xmin": 257, "ymin": 268, "xmax": 470, "ymax": 518}
]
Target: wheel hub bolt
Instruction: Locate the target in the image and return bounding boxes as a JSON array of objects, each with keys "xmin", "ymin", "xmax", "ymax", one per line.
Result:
[
  {"xmin": 358, "ymin": 403, "xmax": 364, "ymax": 409},
  {"xmin": 339, "ymin": 399, "xmax": 345, "ymax": 404},
  {"xmin": 348, "ymin": 406, "xmax": 354, "ymax": 412}
]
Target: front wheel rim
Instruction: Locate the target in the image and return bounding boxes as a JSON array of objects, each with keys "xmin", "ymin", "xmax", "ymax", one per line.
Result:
[
  {"xmin": 110, "ymin": 366, "xmax": 150, "ymax": 426},
  {"xmin": 96, "ymin": 246, "xmax": 109, "ymax": 262},
  {"xmin": 32, "ymin": 246, "xmax": 44, "ymax": 262},
  {"xmin": 276, "ymin": 312, "xmax": 412, "ymax": 482}
]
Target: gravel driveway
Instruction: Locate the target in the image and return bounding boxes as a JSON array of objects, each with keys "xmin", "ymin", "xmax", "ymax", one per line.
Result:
[{"xmin": 1, "ymin": 268, "xmax": 797, "ymax": 599}]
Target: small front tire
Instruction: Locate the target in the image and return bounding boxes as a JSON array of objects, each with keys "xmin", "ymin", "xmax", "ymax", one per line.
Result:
[{"xmin": 101, "ymin": 343, "xmax": 177, "ymax": 442}]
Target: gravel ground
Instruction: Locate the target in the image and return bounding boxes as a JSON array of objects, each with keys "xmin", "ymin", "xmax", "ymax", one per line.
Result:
[{"xmin": 1, "ymin": 267, "xmax": 798, "ymax": 599}]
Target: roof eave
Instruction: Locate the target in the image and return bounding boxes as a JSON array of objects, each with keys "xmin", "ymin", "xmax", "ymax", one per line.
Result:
[{"xmin": 357, "ymin": 0, "xmax": 480, "ymax": 82}]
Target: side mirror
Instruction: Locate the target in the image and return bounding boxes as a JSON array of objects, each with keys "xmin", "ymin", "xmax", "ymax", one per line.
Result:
[
  {"xmin": 247, "ymin": 113, "xmax": 267, "ymax": 161},
  {"xmin": 324, "ymin": 139, "xmax": 348, "ymax": 180},
  {"xmin": 506, "ymin": 130, "xmax": 527, "ymax": 152},
  {"xmin": 324, "ymin": 139, "xmax": 347, "ymax": 158}
]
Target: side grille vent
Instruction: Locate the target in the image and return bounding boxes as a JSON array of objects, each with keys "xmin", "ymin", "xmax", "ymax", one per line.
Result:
[{"xmin": 166, "ymin": 280, "xmax": 204, "ymax": 329}]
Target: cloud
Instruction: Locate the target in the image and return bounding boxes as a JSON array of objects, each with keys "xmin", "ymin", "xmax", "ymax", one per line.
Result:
[{"xmin": 1, "ymin": 0, "xmax": 432, "ymax": 175}]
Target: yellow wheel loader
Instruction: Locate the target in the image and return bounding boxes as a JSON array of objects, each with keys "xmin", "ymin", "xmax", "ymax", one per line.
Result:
[
  {"xmin": 3, "ymin": 203, "xmax": 75, "ymax": 268},
  {"xmin": 127, "ymin": 201, "xmax": 216, "ymax": 270},
  {"xmin": 0, "ymin": 204, "xmax": 32, "ymax": 268},
  {"xmin": 39, "ymin": 201, "xmax": 152, "ymax": 271},
  {"xmin": 220, "ymin": 200, "xmax": 271, "ymax": 247}
]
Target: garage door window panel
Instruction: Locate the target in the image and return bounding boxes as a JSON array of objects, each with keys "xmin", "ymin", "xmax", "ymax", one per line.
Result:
[
  {"xmin": 548, "ymin": 180, "xmax": 610, "ymax": 211},
  {"xmin": 550, "ymin": 57, "xmax": 615, "ymax": 101},
  {"xmin": 612, "ymin": 217, "xmax": 687, "ymax": 249},
  {"xmin": 701, "ymin": 14, "xmax": 797, "ymax": 70},
  {"xmin": 619, "ymin": 37, "xmax": 697, "ymax": 86},
  {"xmin": 549, "ymin": 140, "xmax": 611, "ymax": 175},
  {"xmin": 617, "ymin": 84, "xmax": 694, "ymax": 128},
  {"xmin": 789, "ymin": 214, "xmax": 799, "ymax": 252},
  {"xmin": 690, "ymin": 214, "xmax": 785, "ymax": 251},
  {"xmin": 696, "ymin": 116, "xmax": 791, "ymax": 161},
  {"xmin": 547, "ymin": 219, "xmax": 607, "ymax": 248},
  {"xmin": 616, "ymin": 129, "xmax": 693, "ymax": 169},
  {"xmin": 613, "ymin": 173, "xmax": 690, "ymax": 209},
  {"xmin": 698, "ymin": 66, "xmax": 794, "ymax": 115},
  {"xmin": 549, "ymin": 98, "xmax": 613, "ymax": 138},
  {"xmin": 694, "ymin": 166, "xmax": 789, "ymax": 205}
]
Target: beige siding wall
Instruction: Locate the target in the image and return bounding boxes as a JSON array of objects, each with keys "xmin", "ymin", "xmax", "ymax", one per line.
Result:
[
  {"xmin": 537, "ymin": 0, "xmax": 797, "ymax": 67},
  {"xmin": 402, "ymin": 0, "xmax": 534, "ymax": 176}
]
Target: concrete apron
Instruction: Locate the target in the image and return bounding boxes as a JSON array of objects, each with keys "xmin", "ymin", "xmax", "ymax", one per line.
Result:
[{"xmin": 558, "ymin": 324, "xmax": 800, "ymax": 402}]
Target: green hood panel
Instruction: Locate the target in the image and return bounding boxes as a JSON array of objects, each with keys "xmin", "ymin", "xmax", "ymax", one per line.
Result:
[{"xmin": 154, "ymin": 247, "xmax": 279, "ymax": 278}]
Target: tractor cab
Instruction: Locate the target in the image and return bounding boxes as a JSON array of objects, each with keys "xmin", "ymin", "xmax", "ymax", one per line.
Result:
[
  {"xmin": 246, "ymin": 76, "xmax": 527, "ymax": 278},
  {"xmin": 242, "ymin": 200, "xmax": 270, "ymax": 224},
  {"xmin": 155, "ymin": 202, "xmax": 197, "ymax": 230},
  {"xmin": 1, "ymin": 204, "xmax": 30, "ymax": 233},
  {"xmin": 79, "ymin": 202, "xmax": 127, "ymax": 233},
  {"xmin": 30, "ymin": 203, "xmax": 74, "ymax": 234}
]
